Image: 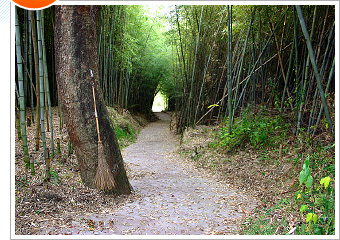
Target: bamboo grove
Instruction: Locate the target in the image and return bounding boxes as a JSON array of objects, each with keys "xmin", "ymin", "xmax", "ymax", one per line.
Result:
[
  {"xmin": 97, "ymin": 5, "xmax": 171, "ymax": 113},
  {"xmin": 14, "ymin": 5, "xmax": 171, "ymax": 176},
  {"xmin": 15, "ymin": 5, "xmax": 335, "ymax": 176},
  {"xmin": 165, "ymin": 5, "xmax": 335, "ymax": 136},
  {"xmin": 15, "ymin": 7, "xmax": 57, "ymax": 176}
]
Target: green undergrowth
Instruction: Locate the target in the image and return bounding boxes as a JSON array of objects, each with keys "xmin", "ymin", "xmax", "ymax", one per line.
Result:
[
  {"xmin": 241, "ymin": 198, "xmax": 293, "ymax": 235},
  {"xmin": 241, "ymin": 149, "xmax": 335, "ymax": 235},
  {"xmin": 107, "ymin": 106, "xmax": 145, "ymax": 148},
  {"xmin": 114, "ymin": 125, "xmax": 137, "ymax": 148},
  {"xmin": 219, "ymin": 106, "xmax": 335, "ymax": 235},
  {"xmin": 180, "ymin": 104, "xmax": 335, "ymax": 235},
  {"xmin": 211, "ymin": 104, "xmax": 291, "ymax": 151}
]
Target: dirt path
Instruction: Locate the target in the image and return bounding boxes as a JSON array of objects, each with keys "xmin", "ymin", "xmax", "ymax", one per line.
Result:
[{"xmin": 56, "ymin": 112, "xmax": 256, "ymax": 235}]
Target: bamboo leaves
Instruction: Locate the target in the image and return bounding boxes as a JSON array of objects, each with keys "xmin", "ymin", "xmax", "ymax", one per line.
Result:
[{"xmin": 97, "ymin": 6, "xmax": 171, "ymax": 113}]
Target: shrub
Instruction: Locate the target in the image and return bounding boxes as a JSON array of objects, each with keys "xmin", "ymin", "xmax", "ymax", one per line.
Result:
[
  {"xmin": 296, "ymin": 158, "xmax": 335, "ymax": 235},
  {"xmin": 214, "ymin": 105, "xmax": 289, "ymax": 151}
]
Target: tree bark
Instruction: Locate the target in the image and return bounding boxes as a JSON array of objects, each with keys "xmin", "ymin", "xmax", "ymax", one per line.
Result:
[{"xmin": 54, "ymin": 5, "xmax": 131, "ymax": 194}]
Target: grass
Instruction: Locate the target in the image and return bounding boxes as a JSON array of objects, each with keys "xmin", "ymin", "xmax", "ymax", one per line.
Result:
[
  {"xmin": 239, "ymin": 130, "xmax": 334, "ymax": 235},
  {"xmin": 241, "ymin": 195, "xmax": 299, "ymax": 235},
  {"xmin": 211, "ymin": 105, "xmax": 291, "ymax": 152},
  {"xmin": 107, "ymin": 106, "xmax": 143, "ymax": 149},
  {"xmin": 114, "ymin": 124, "xmax": 139, "ymax": 148}
]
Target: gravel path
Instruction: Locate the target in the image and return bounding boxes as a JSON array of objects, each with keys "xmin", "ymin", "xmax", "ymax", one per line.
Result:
[{"xmin": 60, "ymin": 112, "xmax": 255, "ymax": 235}]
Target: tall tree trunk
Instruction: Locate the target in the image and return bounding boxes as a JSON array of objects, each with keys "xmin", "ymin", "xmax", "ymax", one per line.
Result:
[{"xmin": 54, "ymin": 5, "xmax": 132, "ymax": 194}]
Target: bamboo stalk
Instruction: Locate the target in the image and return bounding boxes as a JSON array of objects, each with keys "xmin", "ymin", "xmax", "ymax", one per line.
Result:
[
  {"xmin": 296, "ymin": 6, "xmax": 317, "ymax": 136},
  {"xmin": 36, "ymin": 10, "xmax": 47, "ymax": 160},
  {"xmin": 28, "ymin": 12, "xmax": 34, "ymax": 124},
  {"xmin": 295, "ymin": 5, "xmax": 334, "ymax": 136},
  {"xmin": 30, "ymin": 11, "xmax": 41, "ymax": 152},
  {"xmin": 312, "ymin": 57, "xmax": 334, "ymax": 136},
  {"xmin": 45, "ymin": 148, "xmax": 50, "ymax": 181},
  {"xmin": 280, "ymin": 41, "xmax": 294, "ymax": 111},
  {"xmin": 195, "ymin": 42, "xmax": 292, "ymax": 126},
  {"xmin": 306, "ymin": 6, "xmax": 329, "ymax": 105},
  {"xmin": 15, "ymin": 85, "xmax": 22, "ymax": 140},
  {"xmin": 227, "ymin": 5, "xmax": 233, "ymax": 134},
  {"xmin": 23, "ymin": 10, "xmax": 28, "ymax": 110},
  {"xmin": 41, "ymin": 10, "xmax": 54, "ymax": 157},
  {"xmin": 231, "ymin": 6, "xmax": 255, "ymax": 125},
  {"xmin": 190, "ymin": 6, "xmax": 203, "ymax": 123},
  {"xmin": 15, "ymin": 7, "xmax": 31, "ymax": 173},
  {"xmin": 195, "ymin": 6, "xmax": 223, "ymax": 124},
  {"xmin": 68, "ymin": 139, "xmax": 73, "ymax": 156},
  {"xmin": 234, "ymin": 7, "xmax": 291, "ymax": 112},
  {"xmin": 269, "ymin": 19, "xmax": 293, "ymax": 111}
]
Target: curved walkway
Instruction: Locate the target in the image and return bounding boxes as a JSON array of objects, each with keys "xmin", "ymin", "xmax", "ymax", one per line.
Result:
[{"xmin": 66, "ymin": 112, "xmax": 255, "ymax": 235}]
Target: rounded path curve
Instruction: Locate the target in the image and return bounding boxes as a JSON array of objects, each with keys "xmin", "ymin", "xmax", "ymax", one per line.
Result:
[{"xmin": 64, "ymin": 112, "xmax": 256, "ymax": 235}]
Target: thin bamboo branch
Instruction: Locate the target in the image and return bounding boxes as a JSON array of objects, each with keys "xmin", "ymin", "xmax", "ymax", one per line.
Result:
[
  {"xmin": 195, "ymin": 42, "xmax": 292, "ymax": 126},
  {"xmin": 195, "ymin": 6, "xmax": 224, "ymax": 124},
  {"xmin": 312, "ymin": 57, "xmax": 334, "ymax": 136},
  {"xmin": 269, "ymin": 19, "xmax": 293, "ymax": 110},
  {"xmin": 231, "ymin": 6, "xmax": 255, "ymax": 124}
]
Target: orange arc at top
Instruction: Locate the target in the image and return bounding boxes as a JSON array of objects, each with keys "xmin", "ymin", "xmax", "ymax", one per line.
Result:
[{"xmin": 12, "ymin": 0, "xmax": 56, "ymax": 10}]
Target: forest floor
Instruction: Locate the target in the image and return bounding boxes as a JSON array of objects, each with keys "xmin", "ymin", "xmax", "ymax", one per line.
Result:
[
  {"xmin": 14, "ymin": 109, "xmax": 257, "ymax": 235},
  {"xmin": 14, "ymin": 107, "xmax": 334, "ymax": 235}
]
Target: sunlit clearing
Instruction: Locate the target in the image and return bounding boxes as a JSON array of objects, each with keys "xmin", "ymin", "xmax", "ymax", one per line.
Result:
[{"xmin": 152, "ymin": 92, "xmax": 167, "ymax": 112}]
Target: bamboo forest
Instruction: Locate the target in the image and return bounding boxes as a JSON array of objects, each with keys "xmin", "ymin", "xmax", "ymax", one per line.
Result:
[{"xmin": 14, "ymin": 4, "xmax": 336, "ymax": 235}]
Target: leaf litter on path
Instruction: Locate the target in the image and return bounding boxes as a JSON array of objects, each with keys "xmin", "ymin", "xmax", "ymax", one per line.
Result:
[
  {"xmin": 62, "ymin": 112, "xmax": 256, "ymax": 235},
  {"xmin": 15, "ymin": 110, "xmax": 257, "ymax": 235}
]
